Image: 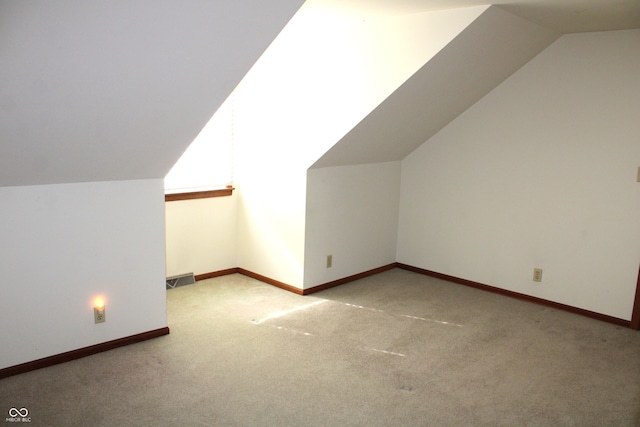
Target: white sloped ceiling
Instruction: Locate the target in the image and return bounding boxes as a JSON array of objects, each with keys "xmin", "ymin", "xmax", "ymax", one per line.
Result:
[
  {"xmin": 0, "ymin": 0, "xmax": 303, "ymax": 187},
  {"xmin": 311, "ymin": 6, "xmax": 559, "ymax": 169}
]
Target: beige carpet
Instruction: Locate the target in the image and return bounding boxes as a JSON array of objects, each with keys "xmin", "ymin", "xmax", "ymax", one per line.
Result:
[{"xmin": 1, "ymin": 269, "xmax": 639, "ymax": 426}]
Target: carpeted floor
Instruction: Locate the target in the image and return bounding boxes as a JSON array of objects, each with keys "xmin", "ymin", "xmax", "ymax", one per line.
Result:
[{"xmin": 1, "ymin": 269, "xmax": 639, "ymax": 426}]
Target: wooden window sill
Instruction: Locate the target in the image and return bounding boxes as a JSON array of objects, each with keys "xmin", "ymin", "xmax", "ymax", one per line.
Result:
[{"xmin": 165, "ymin": 187, "xmax": 234, "ymax": 202}]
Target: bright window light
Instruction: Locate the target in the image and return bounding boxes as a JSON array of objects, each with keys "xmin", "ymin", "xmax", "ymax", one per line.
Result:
[{"xmin": 164, "ymin": 93, "xmax": 234, "ymax": 193}]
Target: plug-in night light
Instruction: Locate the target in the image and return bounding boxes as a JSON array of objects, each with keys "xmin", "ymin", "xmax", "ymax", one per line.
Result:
[{"xmin": 94, "ymin": 297, "xmax": 106, "ymax": 323}]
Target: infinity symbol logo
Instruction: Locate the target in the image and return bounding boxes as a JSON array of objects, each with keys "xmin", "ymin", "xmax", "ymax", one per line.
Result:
[{"xmin": 8, "ymin": 407, "xmax": 28, "ymax": 417}]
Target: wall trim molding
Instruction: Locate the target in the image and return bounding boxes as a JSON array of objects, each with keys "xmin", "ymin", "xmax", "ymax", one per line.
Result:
[
  {"xmin": 303, "ymin": 264, "xmax": 397, "ymax": 295},
  {"xmin": 195, "ymin": 264, "xmax": 632, "ymax": 329},
  {"xmin": 196, "ymin": 265, "xmax": 398, "ymax": 296},
  {"xmin": 396, "ymin": 263, "xmax": 631, "ymax": 328},
  {"xmin": 237, "ymin": 268, "xmax": 304, "ymax": 295},
  {"xmin": 631, "ymin": 263, "xmax": 640, "ymax": 330},
  {"xmin": 195, "ymin": 268, "xmax": 239, "ymax": 281},
  {"xmin": 0, "ymin": 327, "xmax": 170, "ymax": 380},
  {"xmin": 8, "ymin": 263, "xmax": 631, "ymax": 379}
]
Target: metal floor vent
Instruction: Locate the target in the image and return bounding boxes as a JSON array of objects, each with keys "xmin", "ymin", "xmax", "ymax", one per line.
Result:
[{"xmin": 166, "ymin": 273, "xmax": 195, "ymax": 290}]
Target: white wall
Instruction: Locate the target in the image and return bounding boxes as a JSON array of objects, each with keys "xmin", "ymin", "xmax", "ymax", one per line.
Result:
[
  {"xmin": 234, "ymin": 3, "xmax": 487, "ymax": 288},
  {"xmin": 165, "ymin": 195, "xmax": 237, "ymax": 277},
  {"xmin": 304, "ymin": 162, "xmax": 401, "ymax": 287},
  {"xmin": 0, "ymin": 180, "xmax": 167, "ymax": 369},
  {"xmin": 398, "ymin": 29, "xmax": 640, "ymax": 320}
]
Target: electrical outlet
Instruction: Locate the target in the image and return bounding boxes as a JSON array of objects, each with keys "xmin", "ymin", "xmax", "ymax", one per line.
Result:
[
  {"xmin": 326, "ymin": 255, "xmax": 332, "ymax": 268},
  {"xmin": 94, "ymin": 306, "xmax": 106, "ymax": 323},
  {"xmin": 533, "ymin": 268, "xmax": 543, "ymax": 282}
]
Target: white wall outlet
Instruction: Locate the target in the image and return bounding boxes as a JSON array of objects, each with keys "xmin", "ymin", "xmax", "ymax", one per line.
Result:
[
  {"xmin": 326, "ymin": 255, "xmax": 332, "ymax": 268},
  {"xmin": 533, "ymin": 268, "xmax": 543, "ymax": 282},
  {"xmin": 94, "ymin": 306, "xmax": 106, "ymax": 323}
]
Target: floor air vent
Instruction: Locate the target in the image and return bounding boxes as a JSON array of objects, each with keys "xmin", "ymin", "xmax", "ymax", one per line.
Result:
[{"xmin": 166, "ymin": 273, "xmax": 196, "ymax": 290}]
